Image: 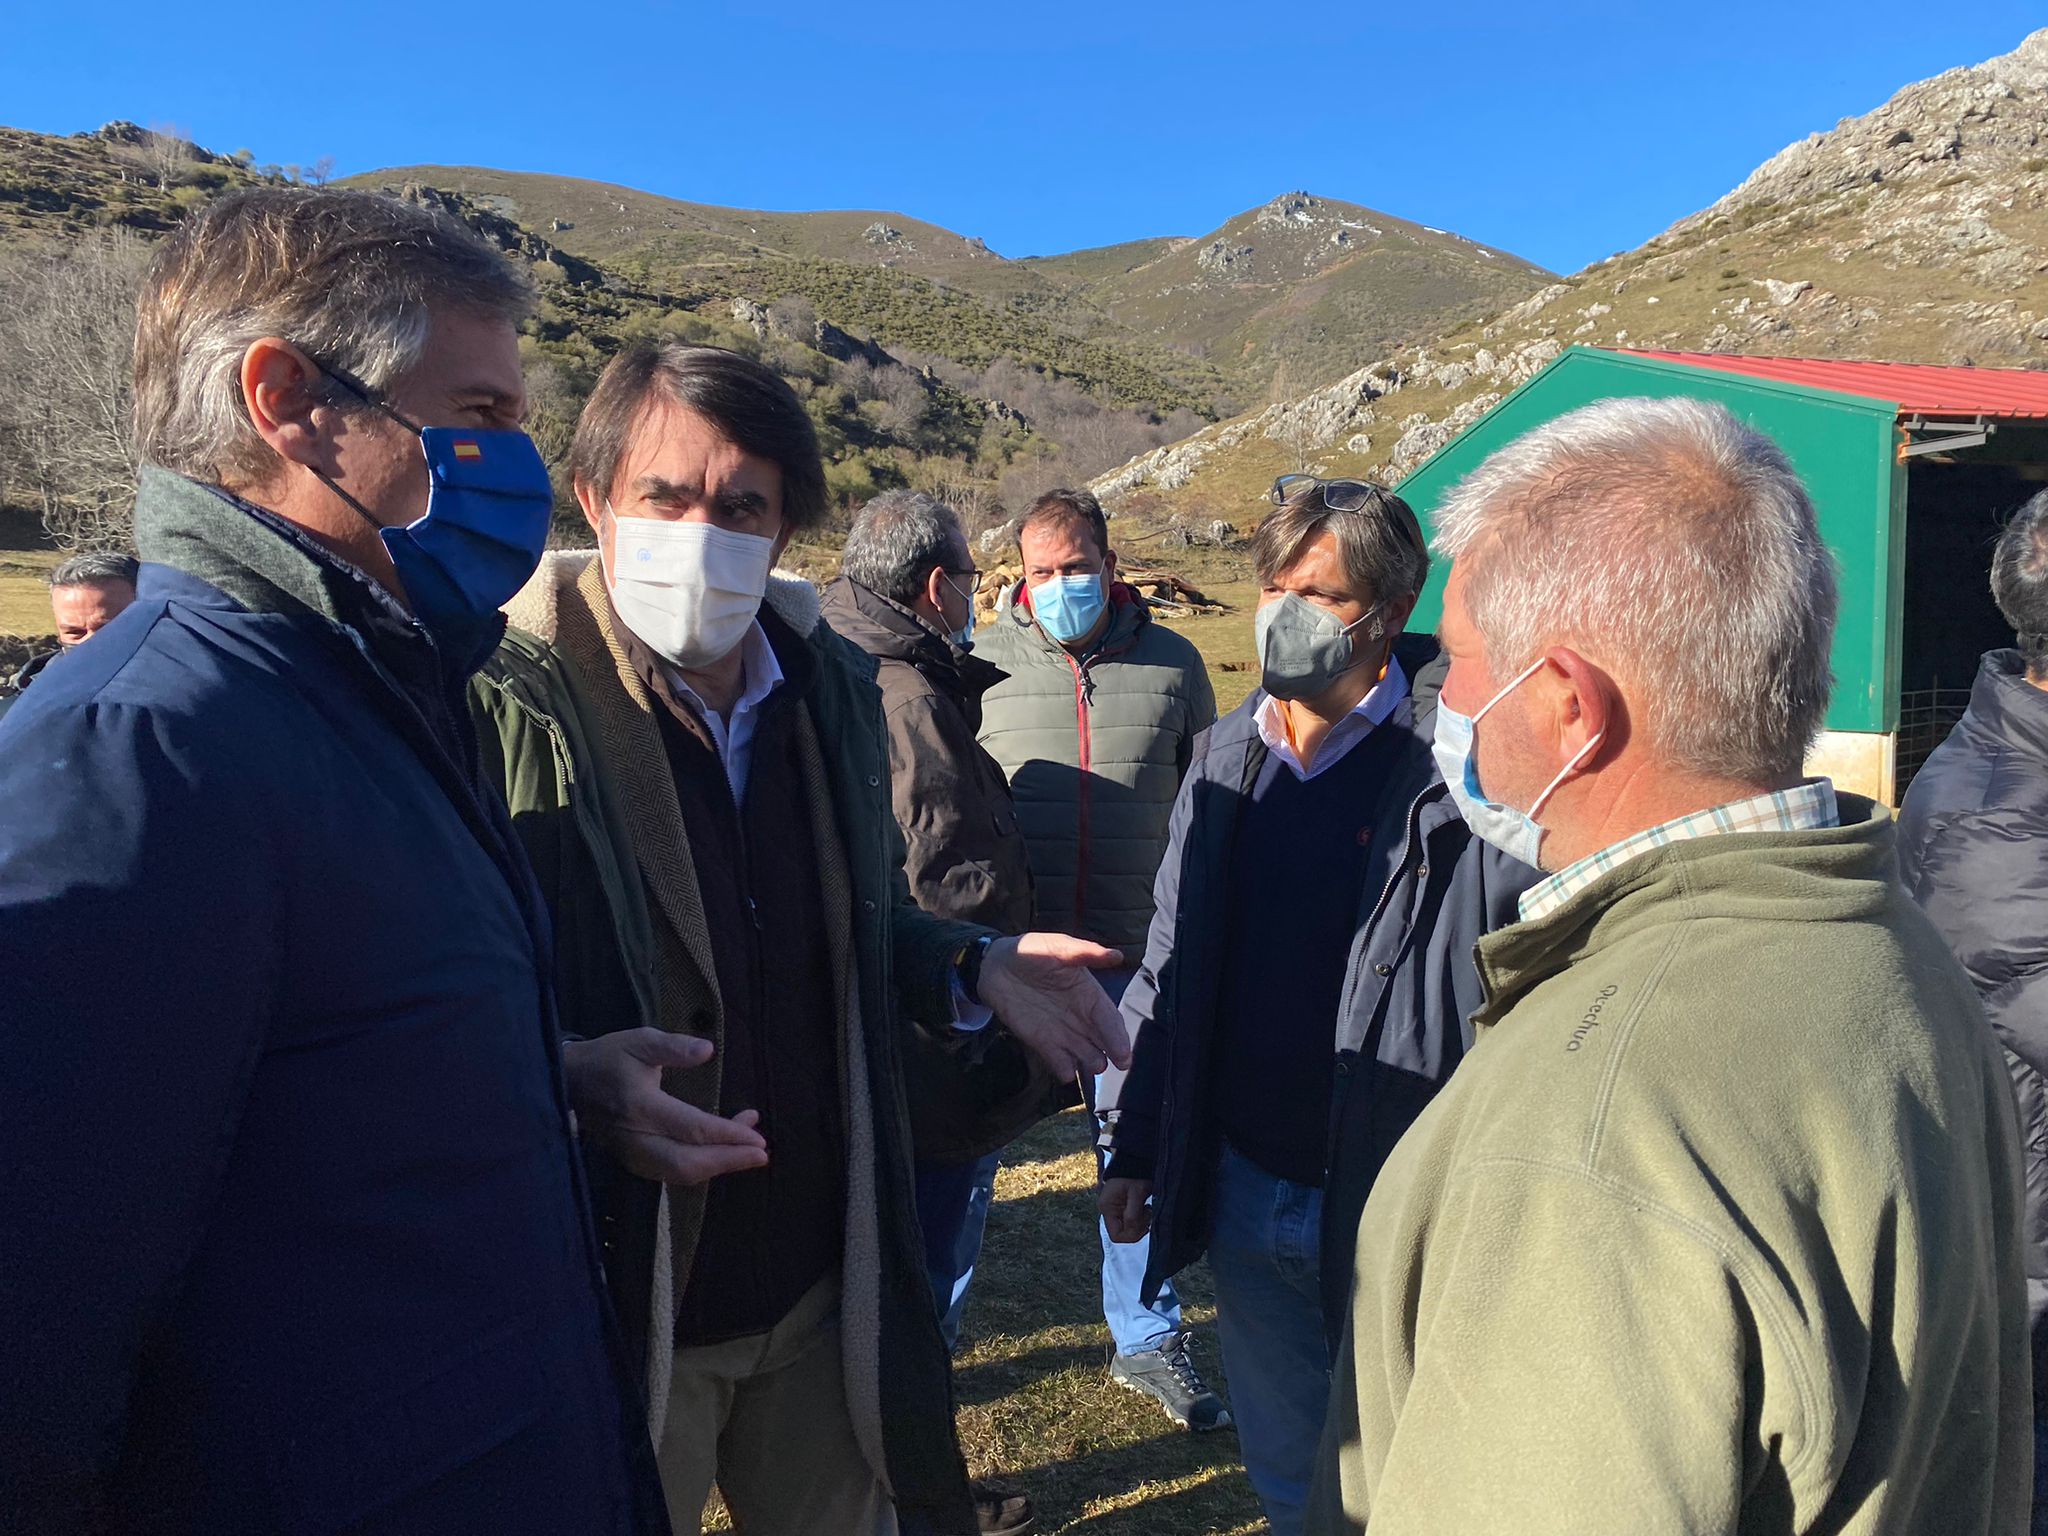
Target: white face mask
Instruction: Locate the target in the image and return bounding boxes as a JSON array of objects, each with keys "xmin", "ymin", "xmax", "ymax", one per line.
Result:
[
  {"xmin": 1432, "ymin": 656, "xmax": 1604, "ymax": 868},
  {"xmin": 602, "ymin": 504, "xmax": 775, "ymax": 671}
]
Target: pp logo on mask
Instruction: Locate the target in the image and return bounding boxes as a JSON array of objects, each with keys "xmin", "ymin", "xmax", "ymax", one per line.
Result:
[{"xmin": 634, "ymin": 546, "xmax": 654, "ymax": 564}]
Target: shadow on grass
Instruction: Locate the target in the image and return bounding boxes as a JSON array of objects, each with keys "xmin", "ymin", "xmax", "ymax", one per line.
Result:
[{"xmin": 952, "ymin": 1112, "xmax": 1264, "ymax": 1534}]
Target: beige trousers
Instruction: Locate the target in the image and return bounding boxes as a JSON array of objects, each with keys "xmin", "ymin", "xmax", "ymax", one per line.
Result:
[{"xmin": 656, "ymin": 1273, "xmax": 896, "ymax": 1536}]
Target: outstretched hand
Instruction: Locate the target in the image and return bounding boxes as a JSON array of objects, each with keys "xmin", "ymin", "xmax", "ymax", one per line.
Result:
[
  {"xmin": 976, "ymin": 933, "xmax": 1132, "ymax": 1081},
  {"xmin": 562, "ymin": 1028, "xmax": 769, "ymax": 1186}
]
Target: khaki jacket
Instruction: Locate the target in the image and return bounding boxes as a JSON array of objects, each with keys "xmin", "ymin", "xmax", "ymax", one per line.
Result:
[{"xmin": 1315, "ymin": 798, "xmax": 2032, "ymax": 1536}]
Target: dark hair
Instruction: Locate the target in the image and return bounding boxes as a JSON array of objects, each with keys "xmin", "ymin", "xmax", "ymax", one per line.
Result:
[
  {"xmin": 50, "ymin": 551, "xmax": 140, "ymax": 589},
  {"xmin": 134, "ymin": 187, "xmax": 529, "ymax": 489},
  {"xmin": 1251, "ymin": 484, "xmax": 1430, "ymax": 608},
  {"xmin": 1018, "ymin": 487, "xmax": 1109, "ymax": 562},
  {"xmin": 570, "ymin": 343, "xmax": 827, "ymax": 534},
  {"xmin": 1993, "ymin": 488, "xmax": 2048, "ymax": 677},
  {"xmin": 842, "ymin": 490, "xmax": 966, "ymax": 606}
]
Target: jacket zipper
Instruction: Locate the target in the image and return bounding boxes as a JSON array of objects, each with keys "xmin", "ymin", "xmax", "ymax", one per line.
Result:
[{"xmin": 1069, "ymin": 651, "xmax": 1093, "ymax": 933}]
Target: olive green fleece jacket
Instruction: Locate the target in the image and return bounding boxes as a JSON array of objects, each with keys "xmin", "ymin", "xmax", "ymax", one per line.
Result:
[{"xmin": 1313, "ymin": 796, "xmax": 2032, "ymax": 1536}]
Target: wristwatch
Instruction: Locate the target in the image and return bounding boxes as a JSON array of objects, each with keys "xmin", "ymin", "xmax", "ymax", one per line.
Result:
[{"xmin": 957, "ymin": 934, "xmax": 997, "ymax": 1006}]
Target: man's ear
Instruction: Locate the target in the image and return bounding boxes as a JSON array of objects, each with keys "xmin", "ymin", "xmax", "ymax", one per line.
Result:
[
  {"xmin": 575, "ymin": 481, "xmax": 610, "ymax": 568},
  {"xmin": 575, "ymin": 479, "xmax": 605, "ymax": 537},
  {"xmin": 770, "ymin": 519, "xmax": 795, "ymax": 567},
  {"xmin": 1542, "ymin": 646, "xmax": 1620, "ymax": 766},
  {"xmin": 240, "ymin": 337, "xmax": 339, "ymax": 474},
  {"xmin": 1103, "ymin": 548, "xmax": 1118, "ymax": 583}
]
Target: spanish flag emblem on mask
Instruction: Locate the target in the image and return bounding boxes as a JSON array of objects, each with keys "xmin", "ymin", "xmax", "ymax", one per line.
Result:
[{"xmin": 452, "ymin": 440, "xmax": 483, "ymax": 462}]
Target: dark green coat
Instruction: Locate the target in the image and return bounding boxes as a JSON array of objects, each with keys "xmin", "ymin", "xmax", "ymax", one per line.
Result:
[{"xmin": 470, "ymin": 553, "xmax": 1048, "ymax": 1535}]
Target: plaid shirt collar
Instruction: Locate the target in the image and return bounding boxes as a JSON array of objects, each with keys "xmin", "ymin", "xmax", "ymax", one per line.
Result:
[{"xmin": 1517, "ymin": 779, "xmax": 1840, "ymax": 924}]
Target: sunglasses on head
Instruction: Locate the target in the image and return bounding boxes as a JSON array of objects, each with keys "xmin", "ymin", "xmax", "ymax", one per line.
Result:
[{"xmin": 1270, "ymin": 475, "xmax": 1428, "ymax": 557}]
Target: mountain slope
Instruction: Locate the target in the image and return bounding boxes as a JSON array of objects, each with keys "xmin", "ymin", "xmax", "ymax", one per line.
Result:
[
  {"xmin": 1094, "ymin": 28, "xmax": 2048, "ymax": 518},
  {"xmin": 1038, "ymin": 192, "xmax": 1555, "ymax": 391},
  {"xmin": 340, "ymin": 164, "xmax": 1233, "ymax": 414}
]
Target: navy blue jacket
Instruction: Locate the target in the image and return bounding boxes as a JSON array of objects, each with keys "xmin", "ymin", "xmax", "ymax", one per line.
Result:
[
  {"xmin": 1105, "ymin": 636, "xmax": 1537, "ymax": 1341},
  {"xmin": 0, "ymin": 474, "xmax": 663, "ymax": 1535}
]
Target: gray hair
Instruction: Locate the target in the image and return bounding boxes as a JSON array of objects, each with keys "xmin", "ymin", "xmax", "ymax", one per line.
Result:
[
  {"xmin": 132, "ymin": 187, "xmax": 530, "ymax": 489},
  {"xmin": 50, "ymin": 551, "xmax": 140, "ymax": 589},
  {"xmin": 1992, "ymin": 487, "xmax": 2048, "ymax": 677},
  {"xmin": 1251, "ymin": 485, "xmax": 1430, "ymax": 641},
  {"xmin": 1434, "ymin": 396, "xmax": 1837, "ymax": 782},
  {"xmin": 842, "ymin": 490, "xmax": 967, "ymax": 606}
]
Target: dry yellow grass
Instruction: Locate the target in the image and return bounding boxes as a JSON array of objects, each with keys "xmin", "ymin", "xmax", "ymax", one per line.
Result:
[
  {"xmin": 949, "ymin": 1112, "xmax": 1264, "ymax": 1534},
  {"xmin": 0, "ymin": 548, "xmax": 60, "ymax": 640},
  {"xmin": 707, "ymin": 1111, "xmax": 1264, "ymax": 1534}
]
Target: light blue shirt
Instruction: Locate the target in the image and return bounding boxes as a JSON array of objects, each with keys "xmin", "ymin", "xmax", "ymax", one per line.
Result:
[{"xmin": 666, "ymin": 620, "xmax": 784, "ymax": 805}]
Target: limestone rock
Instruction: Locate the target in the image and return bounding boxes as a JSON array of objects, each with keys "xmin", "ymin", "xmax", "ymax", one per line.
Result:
[
  {"xmin": 731, "ymin": 297, "xmax": 770, "ymax": 339},
  {"xmin": 1757, "ymin": 277, "xmax": 1814, "ymax": 307}
]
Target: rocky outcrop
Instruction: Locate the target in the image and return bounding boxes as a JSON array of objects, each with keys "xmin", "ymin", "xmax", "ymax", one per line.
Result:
[
  {"xmin": 1197, "ymin": 240, "xmax": 1255, "ymax": 276},
  {"xmin": 391, "ymin": 182, "xmax": 604, "ymax": 285}
]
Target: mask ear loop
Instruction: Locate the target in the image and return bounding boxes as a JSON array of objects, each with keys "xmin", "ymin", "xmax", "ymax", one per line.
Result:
[
  {"xmin": 1530, "ymin": 731, "xmax": 1604, "ymax": 818},
  {"xmin": 305, "ymin": 362, "xmax": 424, "ymax": 537},
  {"xmin": 1469, "ymin": 653, "xmax": 1602, "ymax": 816}
]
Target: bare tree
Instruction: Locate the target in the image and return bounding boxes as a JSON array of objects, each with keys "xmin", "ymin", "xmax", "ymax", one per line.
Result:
[
  {"xmin": 144, "ymin": 122, "xmax": 191, "ymax": 191},
  {"xmin": 307, "ymin": 155, "xmax": 337, "ymax": 187},
  {"xmin": 766, "ymin": 293, "xmax": 817, "ymax": 344},
  {"xmin": 0, "ymin": 233, "xmax": 152, "ymax": 550},
  {"xmin": 911, "ymin": 462, "xmax": 1004, "ymax": 539}
]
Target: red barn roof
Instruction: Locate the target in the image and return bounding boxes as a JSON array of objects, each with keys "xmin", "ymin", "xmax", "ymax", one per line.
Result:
[{"xmin": 1617, "ymin": 350, "xmax": 2048, "ymax": 421}]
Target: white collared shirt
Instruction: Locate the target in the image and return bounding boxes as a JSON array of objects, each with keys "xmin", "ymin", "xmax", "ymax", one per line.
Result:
[
  {"xmin": 667, "ymin": 619, "xmax": 785, "ymax": 804},
  {"xmin": 1254, "ymin": 654, "xmax": 1410, "ymax": 780}
]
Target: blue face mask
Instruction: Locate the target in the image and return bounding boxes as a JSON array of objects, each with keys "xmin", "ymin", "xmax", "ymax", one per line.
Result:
[
  {"xmin": 316, "ymin": 375, "xmax": 555, "ymax": 638},
  {"xmin": 1432, "ymin": 657, "xmax": 1604, "ymax": 868},
  {"xmin": 1030, "ymin": 572, "xmax": 1107, "ymax": 645}
]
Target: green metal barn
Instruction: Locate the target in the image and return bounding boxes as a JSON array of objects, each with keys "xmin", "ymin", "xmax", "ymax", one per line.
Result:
[{"xmin": 1396, "ymin": 346, "xmax": 2048, "ymax": 805}]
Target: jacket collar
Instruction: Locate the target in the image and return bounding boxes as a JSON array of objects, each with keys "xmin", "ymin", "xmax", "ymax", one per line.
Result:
[
  {"xmin": 1472, "ymin": 793, "xmax": 1898, "ymax": 1030},
  {"xmin": 130, "ymin": 464, "xmax": 505, "ymax": 678},
  {"xmin": 1961, "ymin": 648, "xmax": 2048, "ymax": 765},
  {"xmin": 819, "ymin": 576, "xmax": 1007, "ymax": 702}
]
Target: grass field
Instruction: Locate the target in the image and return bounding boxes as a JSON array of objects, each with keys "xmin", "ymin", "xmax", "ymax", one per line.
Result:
[
  {"xmin": 704, "ymin": 1109, "xmax": 1266, "ymax": 1535},
  {"xmin": 0, "ymin": 529, "xmax": 59, "ymax": 641}
]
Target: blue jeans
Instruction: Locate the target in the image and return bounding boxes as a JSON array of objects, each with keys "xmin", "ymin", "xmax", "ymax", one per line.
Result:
[
  {"xmin": 1206, "ymin": 1142, "xmax": 1330, "ymax": 1536},
  {"xmin": 1095, "ymin": 966, "xmax": 1182, "ymax": 1356},
  {"xmin": 912, "ymin": 1150, "xmax": 1000, "ymax": 1352}
]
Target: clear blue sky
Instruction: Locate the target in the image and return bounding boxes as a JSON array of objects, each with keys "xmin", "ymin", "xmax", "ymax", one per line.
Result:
[{"xmin": 3, "ymin": 1, "xmax": 2042, "ymax": 275}]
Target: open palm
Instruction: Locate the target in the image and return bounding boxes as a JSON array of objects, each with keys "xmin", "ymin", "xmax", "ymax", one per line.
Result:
[{"xmin": 977, "ymin": 933, "xmax": 1133, "ymax": 1081}]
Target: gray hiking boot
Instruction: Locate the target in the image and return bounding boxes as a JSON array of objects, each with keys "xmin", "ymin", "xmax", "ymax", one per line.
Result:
[{"xmin": 1108, "ymin": 1329, "xmax": 1232, "ymax": 1431}]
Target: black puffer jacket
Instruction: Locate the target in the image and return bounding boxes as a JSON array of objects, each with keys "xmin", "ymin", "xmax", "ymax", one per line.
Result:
[{"xmin": 1898, "ymin": 647, "xmax": 2048, "ymax": 1405}]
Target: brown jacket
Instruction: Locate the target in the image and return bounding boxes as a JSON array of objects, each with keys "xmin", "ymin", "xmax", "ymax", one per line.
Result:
[{"xmin": 821, "ymin": 576, "xmax": 1034, "ymax": 934}]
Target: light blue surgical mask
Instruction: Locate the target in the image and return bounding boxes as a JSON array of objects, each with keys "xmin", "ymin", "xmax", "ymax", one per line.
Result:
[
  {"xmin": 1432, "ymin": 657, "xmax": 1604, "ymax": 867},
  {"xmin": 943, "ymin": 572, "xmax": 977, "ymax": 650},
  {"xmin": 1029, "ymin": 572, "xmax": 1107, "ymax": 645}
]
